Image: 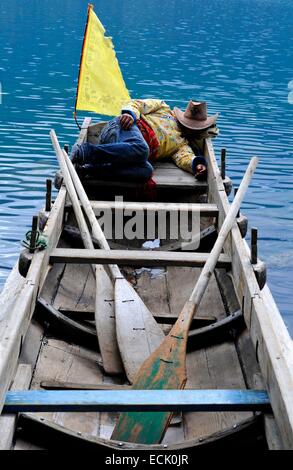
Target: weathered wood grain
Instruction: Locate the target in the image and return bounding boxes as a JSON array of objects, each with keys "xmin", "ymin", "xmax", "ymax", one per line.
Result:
[
  {"xmin": 30, "ymin": 339, "xmax": 103, "ymax": 438},
  {"xmin": 89, "ymin": 201, "xmax": 218, "ymax": 216},
  {"xmin": 50, "ymin": 248, "xmax": 231, "ymax": 269},
  {"xmin": 0, "ymin": 364, "xmax": 32, "ymax": 450}
]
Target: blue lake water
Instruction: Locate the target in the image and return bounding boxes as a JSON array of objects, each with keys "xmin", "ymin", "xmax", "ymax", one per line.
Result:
[{"xmin": 0, "ymin": 0, "xmax": 292, "ymax": 333}]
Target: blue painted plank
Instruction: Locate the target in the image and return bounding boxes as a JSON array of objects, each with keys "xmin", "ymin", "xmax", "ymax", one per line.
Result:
[{"xmin": 3, "ymin": 389, "xmax": 271, "ymax": 413}]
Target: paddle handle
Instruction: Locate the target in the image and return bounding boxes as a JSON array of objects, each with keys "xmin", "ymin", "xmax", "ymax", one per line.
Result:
[
  {"xmin": 189, "ymin": 156, "xmax": 258, "ymax": 305},
  {"xmin": 50, "ymin": 130, "xmax": 121, "ymax": 281},
  {"xmin": 50, "ymin": 132, "xmax": 94, "ymax": 254}
]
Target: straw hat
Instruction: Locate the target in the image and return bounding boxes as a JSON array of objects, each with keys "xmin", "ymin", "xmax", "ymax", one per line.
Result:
[{"xmin": 174, "ymin": 100, "xmax": 218, "ymax": 130}]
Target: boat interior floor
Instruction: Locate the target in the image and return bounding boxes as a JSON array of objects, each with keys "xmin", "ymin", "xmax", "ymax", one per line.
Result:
[{"xmin": 14, "ymin": 254, "xmax": 265, "ymax": 449}]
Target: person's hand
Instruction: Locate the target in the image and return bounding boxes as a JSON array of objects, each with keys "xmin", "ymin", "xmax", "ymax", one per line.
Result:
[
  {"xmin": 120, "ymin": 113, "xmax": 134, "ymax": 130},
  {"xmin": 195, "ymin": 164, "xmax": 207, "ymax": 181}
]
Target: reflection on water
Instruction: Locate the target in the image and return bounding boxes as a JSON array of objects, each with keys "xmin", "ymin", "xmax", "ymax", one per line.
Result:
[{"xmin": 0, "ymin": 0, "xmax": 292, "ymax": 333}]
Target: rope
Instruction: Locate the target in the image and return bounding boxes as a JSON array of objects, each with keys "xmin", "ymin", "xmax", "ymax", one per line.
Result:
[{"xmin": 21, "ymin": 230, "xmax": 48, "ymax": 251}]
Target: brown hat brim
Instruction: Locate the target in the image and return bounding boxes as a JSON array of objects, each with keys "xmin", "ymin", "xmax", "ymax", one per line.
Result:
[{"xmin": 173, "ymin": 107, "xmax": 218, "ymax": 130}]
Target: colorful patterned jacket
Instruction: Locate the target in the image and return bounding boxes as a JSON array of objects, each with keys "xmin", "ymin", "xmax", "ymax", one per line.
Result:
[{"xmin": 121, "ymin": 99, "xmax": 218, "ymax": 174}]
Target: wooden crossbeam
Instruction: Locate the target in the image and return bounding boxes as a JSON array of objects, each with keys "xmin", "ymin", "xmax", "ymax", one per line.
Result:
[
  {"xmin": 50, "ymin": 249, "xmax": 231, "ymax": 269},
  {"xmin": 4, "ymin": 390, "xmax": 271, "ymax": 413},
  {"xmin": 88, "ymin": 201, "xmax": 219, "ymax": 217}
]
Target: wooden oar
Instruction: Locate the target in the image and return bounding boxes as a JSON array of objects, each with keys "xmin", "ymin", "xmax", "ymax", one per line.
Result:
[
  {"xmin": 111, "ymin": 156, "xmax": 259, "ymax": 444},
  {"xmin": 50, "ymin": 131, "xmax": 123, "ymax": 375},
  {"xmin": 50, "ymin": 130, "xmax": 165, "ymax": 383}
]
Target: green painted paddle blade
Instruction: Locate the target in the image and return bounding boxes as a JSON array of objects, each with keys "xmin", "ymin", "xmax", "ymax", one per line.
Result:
[
  {"xmin": 111, "ymin": 302, "xmax": 194, "ymax": 444},
  {"xmin": 111, "ymin": 409, "xmax": 171, "ymax": 445},
  {"xmin": 111, "ymin": 350, "xmax": 186, "ymax": 443}
]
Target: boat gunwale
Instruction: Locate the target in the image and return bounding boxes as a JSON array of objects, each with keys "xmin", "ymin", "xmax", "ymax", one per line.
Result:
[{"xmin": 0, "ymin": 185, "xmax": 67, "ymax": 416}]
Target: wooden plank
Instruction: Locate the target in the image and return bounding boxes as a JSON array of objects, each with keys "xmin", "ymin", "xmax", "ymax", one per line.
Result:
[
  {"xmin": 62, "ymin": 222, "xmax": 217, "ymax": 254},
  {"xmin": 166, "ymin": 267, "xmax": 226, "ymax": 320},
  {"xmin": 89, "ymin": 201, "xmax": 218, "ymax": 216},
  {"xmin": 39, "ymin": 262, "xmax": 66, "ymax": 305},
  {"xmin": 249, "ymin": 292, "xmax": 293, "ymax": 449},
  {"xmin": 76, "ymin": 117, "xmax": 92, "ymax": 145},
  {"xmin": 31, "ymin": 339, "xmax": 104, "ymax": 389},
  {"xmin": 184, "ymin": 342, "xmax": 251, "ymax": 441},
  {"xmin": 82, "ymin": 159, "xmax": 208, "ymax": 191},
  {"xmin": 59, "ymin": 308, "xmax": 216, "ymax": 327},
  {"xmin": 84, "ymin": 177, "xmax": 207, "ymax": 191},
  {"xmin": 4, "ymin": 390, "xmax": 271, "ymax": 413},
  {"xmin": 153, "ymin": 161, "xmax": 185, "ymax": 170},
  {"xmin": 252, "ymin": 368, "xmax": 284, "ymax": 450},
  {"xmin": 31, "ymin": 338, "xmax": 103, "ymax": 438},
  {"xmin": 107, "ymin": 265, "xmax": 225, "ymax": 339},
  {"xmin": 37, "ymin": 297, "xmax": 97, "ymax": 344},
  {"xmin": 0, "ymin": 186, "xmax": 66, "ymax": 415},
  {"xmin": 264, "ymin": 414, "xmax": 284, "ymax": 450},
  {"xmin": 0, "ymin": 265, "xmax": 25, "ymax": 323},
  {"xmin": 77, "ymin": 158, "xmax": 203, "ymax": 189},
  {"xmin": 19, "ymin": 321, "xmax": 44, "ymax": 367},
  {"xmin": 134, "ymin": 270, "xmax": 170, "ymax": 319},
  {"xmin": 41, "ymin": 381, "xmax": 129, "ymax": 391},
  {"xmin": 0, "ymin": 364, "xmax": 32, "ymax": 450},
  {"xmin": 38, "ymin": 186, "xmax": 68, "ymax": 289},
  {"xmin": 152, "ymin": 166, "xmax": 202, "ymax": 188},
  {"xmin": 50, "ymin": 248, "xmax": 231, "ymax": 269},
  {"xmin": 205, "ymin": 138, "xmax": 293, "ymax": 448},
  {"xmin": 53, "ymin": 263, "xmax": 95, "ymax": 313}
]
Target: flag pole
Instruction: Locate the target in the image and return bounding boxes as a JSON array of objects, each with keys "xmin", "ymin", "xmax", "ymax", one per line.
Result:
[{"xmin": 74, "ymin": 3, "xmax": 94, "ymax": 130}]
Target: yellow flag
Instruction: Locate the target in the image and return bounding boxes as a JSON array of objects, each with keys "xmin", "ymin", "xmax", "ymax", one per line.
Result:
[{"xmin": 75, "ymin": 4, "xmax": 131, "ymax": 116}]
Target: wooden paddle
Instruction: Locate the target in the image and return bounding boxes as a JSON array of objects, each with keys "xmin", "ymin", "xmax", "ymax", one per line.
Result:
[
  {"xmin": 111, "ymin": 156, "xmax": 259, "ymax": 444},
  {"xmin": 50, "ymin": 130, "xmax": 165, "ymax": 383},
  {"xmin": 50, "ymin": 131, "xmax": 123, "ymax": 375}
]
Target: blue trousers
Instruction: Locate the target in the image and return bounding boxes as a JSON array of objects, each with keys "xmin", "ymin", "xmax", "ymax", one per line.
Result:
[{"xmin": 78, "ymin": 119, "xmax": 153, "ymax": 181}]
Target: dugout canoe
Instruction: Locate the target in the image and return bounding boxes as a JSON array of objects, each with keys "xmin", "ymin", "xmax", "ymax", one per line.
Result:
[{"xmin": 0, "ymin": 118, "xmax": 292, "ymax": 450}]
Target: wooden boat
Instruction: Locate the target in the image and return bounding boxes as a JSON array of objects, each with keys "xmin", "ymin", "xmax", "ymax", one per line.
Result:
[{"xmin": 0, "ymin": 118, "xmax": 292, "ymax": 451}]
